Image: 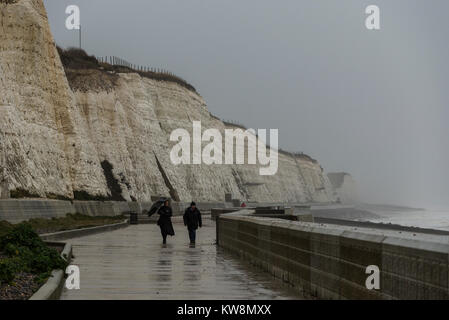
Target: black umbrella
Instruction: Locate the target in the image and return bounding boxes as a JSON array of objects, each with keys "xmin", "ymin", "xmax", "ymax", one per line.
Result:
[{"xmin": 147, "ymin": 198, "xmax": 169, "ymax": 217}]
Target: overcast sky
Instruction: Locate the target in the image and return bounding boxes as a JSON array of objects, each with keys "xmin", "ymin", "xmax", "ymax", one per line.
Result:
[{"xmin": 43, "ymin": 0, "xmax": 449, "ymax": 208}]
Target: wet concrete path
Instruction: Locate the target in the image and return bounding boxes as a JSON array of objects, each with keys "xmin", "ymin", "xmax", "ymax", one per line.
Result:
[{"xmin": 61, "ymin": 217, "xmax": 309, "ymax": 300}]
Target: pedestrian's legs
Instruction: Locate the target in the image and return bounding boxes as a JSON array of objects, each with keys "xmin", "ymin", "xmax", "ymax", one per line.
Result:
[
  {"xmin": 188, "ymin": 229, "xmax": 192, "ymax": 243},
  {"xmin": 161, "ymin": 229, "xmax": 167, "ymax": 244},
  {"xmin": 188, "ymin": 229, "xmax": 196, "ymax": 243}
]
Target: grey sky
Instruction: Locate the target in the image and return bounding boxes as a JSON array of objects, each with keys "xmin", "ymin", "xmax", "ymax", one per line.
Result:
[{"xmin": 43, "ymin": 0, "xmax": 449, "ymax": 208}]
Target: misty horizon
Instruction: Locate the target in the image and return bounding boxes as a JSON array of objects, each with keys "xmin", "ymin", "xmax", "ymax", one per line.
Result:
[{"xmin": 44, "ymin": 0, "xmax": 449, "ymax": 208}]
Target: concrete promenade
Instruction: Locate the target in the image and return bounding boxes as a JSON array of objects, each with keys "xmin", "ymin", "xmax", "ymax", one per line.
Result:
[{"xmin": 61, "ymin": 217, "xmax": 309, "ymax": 300}]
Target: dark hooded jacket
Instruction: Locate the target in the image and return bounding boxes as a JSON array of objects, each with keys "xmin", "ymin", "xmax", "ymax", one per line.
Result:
[
  {"xmin": 157, "ymin": 205, "xmax": 175, "ymax": 236},
  {"xmin": 183, "ymin": 207, "xmax": 202, "ymax": 230}
]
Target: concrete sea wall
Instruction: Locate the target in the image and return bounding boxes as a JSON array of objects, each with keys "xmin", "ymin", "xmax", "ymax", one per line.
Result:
[
  {"xmin": 217, "ymin": 211, "xmax": 449, "ymax": 300},
  {"xmin": 0, "ymin": 199, "xmax": 76, "ymax": 223},
  {"xmin": 0, "ymin": 199, "xmax": 229, "ymax": 223},
  {"xmin": 0, "ymin": 199, "xmax": 148, "ymax": 223}
]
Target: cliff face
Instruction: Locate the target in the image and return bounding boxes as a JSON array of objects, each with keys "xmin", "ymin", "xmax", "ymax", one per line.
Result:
[
  {"xmin": 69, "ymin": 72, "xmax": 246, "ymax": 201},
  {"xmin": 0, "ymin": 0, "xmax": 107, "ymax": 199},
  {"xmin": 0, "ymin": 0, "xmax": 336, "ymax": 203},
  {"xmin": 327, "ymin": 172, "xmax": 358, "ymax": 204},
  {"xmin": 224, "ymin": 124, "xmax": 335, "ymax": 203}
]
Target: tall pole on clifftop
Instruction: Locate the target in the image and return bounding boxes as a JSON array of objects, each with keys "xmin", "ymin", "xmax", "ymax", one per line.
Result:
[{"xmin": 65, "ymin": 5, "xmax": 82, "ymax": 49}]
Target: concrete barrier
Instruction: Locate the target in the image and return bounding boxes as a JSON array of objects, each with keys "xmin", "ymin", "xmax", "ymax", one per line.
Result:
[
  {"xmin": 194, "ymin": 202, "xmax": 228, "ymax": 213},
  {"xmin": 0, "ymin": 199, "xmax": 76, "ymax": 223},
  {"xmin": 29, "ymin": 242, "xmax": 73, "ymax": 300},
  {"xmin": 315, "ymin": 217, "xmax": 449, "ymax": 236},
  {"xmin": 1, "ymin": 199, "xmax": 322, "ymax": 223},
  {"xmin": 211, "ymin": 208, "xmax": 243, "ymax": 221},
  {"xmin": 72, "ymin": 201, "xmax": 124, "ymax": 217},
  {"xmin": 40, "ymin": 220, "xmax": 129, "ymax": 241},
  {"xmin": 0, "ymin": 199, "xmax": 176, "ymax": 222},
  {"xmin": 217, "ymin": 210, "xmax": 449, "ymax": 300}
]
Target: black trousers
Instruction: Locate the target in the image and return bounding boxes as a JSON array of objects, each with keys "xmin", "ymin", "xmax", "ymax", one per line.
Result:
[
  {"xmin": 188, "ymin": 229, "xmax": 196, "ymax": 242},
  {"xmin": 161, "ymin": 230, "xmax": 167, "ymax": 243}
]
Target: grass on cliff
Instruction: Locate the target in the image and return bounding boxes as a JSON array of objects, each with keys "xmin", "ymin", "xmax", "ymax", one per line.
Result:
[{"xmin": 57, "ymin": 46, "xmax": 197, "ymax": 93}]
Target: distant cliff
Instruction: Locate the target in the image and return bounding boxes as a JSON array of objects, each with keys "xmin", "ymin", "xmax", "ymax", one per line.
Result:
[
  {"xmin": 0, "ymin": 0, "xmax": 336, "ymax": 203},
  {"xmin": 327, "ymin": 172, "xmax": 358, "ymax": 204}
]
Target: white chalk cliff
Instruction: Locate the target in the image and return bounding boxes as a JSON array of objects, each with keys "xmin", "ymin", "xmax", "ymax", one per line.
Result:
[
  {"xmin": 327, "ymin": 172, "xmax": 358, "ymax": 204},
  {"xmin": 0, "ymin": 0, "xmax": 336, "ymax": 203}
]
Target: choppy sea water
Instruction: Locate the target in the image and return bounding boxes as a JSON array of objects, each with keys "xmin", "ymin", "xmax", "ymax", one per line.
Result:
[{"xmin": 367, "ymin": 207, "xmax": 449, "ymax": 231}]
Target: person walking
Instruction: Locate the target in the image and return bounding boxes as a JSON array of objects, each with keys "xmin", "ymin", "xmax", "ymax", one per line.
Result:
[
  {"xmin": 157, "ymin": 199, "xmax": 175, "ymax": 244},
  {"xmin": 183, "ymin": 202, "xmax": 202, "ymax": 244}
]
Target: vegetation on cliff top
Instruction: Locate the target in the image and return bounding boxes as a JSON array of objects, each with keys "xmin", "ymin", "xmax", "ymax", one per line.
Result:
[
  {"xmin": 57, "ymin": 47, "xmax": 197, "ymax": 93},
  {"xmin": 0, "ymin": 0, "xmax": 18, "ymax": 4},
  {"xmin": 221, "ymin": 119, "xmax": 318, "ymax": 164}
]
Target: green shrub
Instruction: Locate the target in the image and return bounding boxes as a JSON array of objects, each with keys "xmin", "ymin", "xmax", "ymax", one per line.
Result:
[
  {"xmin": 0, "ymin": 223, "xmax": 42, "ymax": 251},
  {"xmin": 57, "ymin": 47, "xmax": 100, "ymax": 70},
  {"xmin": 56, "ymin": 46, "xmax": 197, "ymax": 93},
  {"xmin": 0, "ymin": 223, "xmax": 68, "ymax": 285},
  {"xmin": 0, "ymin": 221, "xmax": 13, "ymax": 238},
  {"xmin": 0, "ymin": 258, "xmax": 22, "ymax": 284}
]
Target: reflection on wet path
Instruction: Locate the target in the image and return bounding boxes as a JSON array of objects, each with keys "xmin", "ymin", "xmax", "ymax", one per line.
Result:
[{"xmin": 61, "ymin": 217, "xmax": 310, "ymax": 300}]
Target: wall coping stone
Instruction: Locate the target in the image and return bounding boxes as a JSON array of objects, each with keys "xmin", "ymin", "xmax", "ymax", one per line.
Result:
[{"xmin": 40, "ymin": 220, "xmax": 129, "ymax": 241}]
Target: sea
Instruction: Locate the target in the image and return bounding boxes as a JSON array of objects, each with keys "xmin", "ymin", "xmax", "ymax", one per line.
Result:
[{"xmin": 363, "ymin": 205, "xmax": 449, "ymax": 231}]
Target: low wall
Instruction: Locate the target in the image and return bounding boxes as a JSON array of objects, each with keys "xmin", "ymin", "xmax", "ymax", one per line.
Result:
[
  {"xmin": 40, "ymin": 220, "xmax": 129, "ymax": 241},
  {"xmin": 314, "ymin": 217, "xmax": 449, "ymax": 236},
  {"xmin": 0, "ymin": 199, "xmax": 76, "ymax": 223},
  {"xmin": 171, "ymin": 202, "xmax": 228, "ymax": 216},
  {"xmin": 211, "ymin": 208, "xmax": 242, "ymax": 221},
  {"xmin": 0, "ymin": 200, "xmax": 337, "ymax": 224},
  {"xmin": 0, "ymin": 199, "xmax": 150, "ymax": 222},
  {"xmin": 193, "ymin": 202, "xmax": 228, "ymax": 212},
  {"xmin": 217, "ymin": 210, "xmax": 449, "ymax": 300},
  {"xmin": 72, "ymin": 201, "xmax": 124, "ymax": 217},
  {"xmin": 0, "ymin": 199, "xmax": 230, "ymax": 223},
  {"xmin": 29, "ymin": 242, "xmax": 73, "ymax": 300}
]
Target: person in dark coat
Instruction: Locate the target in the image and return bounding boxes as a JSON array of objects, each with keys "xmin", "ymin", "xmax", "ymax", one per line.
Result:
[
  {"xmin": 183, "ymin": 202, "xmax": 202, "ymax": 244},
  {"xmin": 157, "ymin": 200, "xmax": 175, "ymax": 244}
]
